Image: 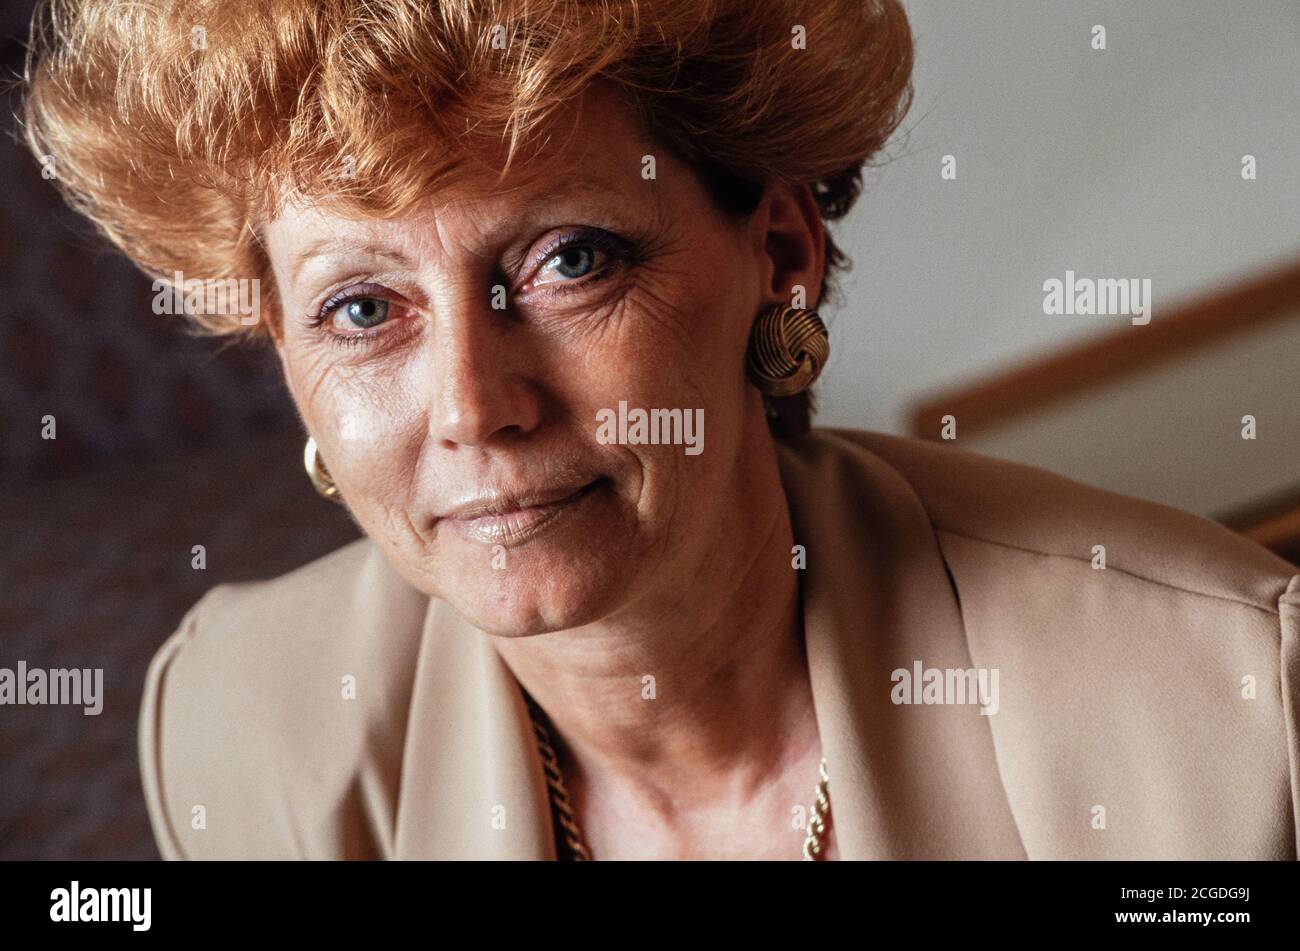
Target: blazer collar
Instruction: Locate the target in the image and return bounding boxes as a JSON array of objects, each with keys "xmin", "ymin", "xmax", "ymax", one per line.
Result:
[
  {"xmin": 392, "ymin": 430, "xmax": 1025, "ymax": 859},
  {"xmin": 775, "ymin": 431, "xmax": 1025, "ymax": 859},
  {"xmin": 393, "ymin": 595, "xmax": 556, "ymax": 859}
]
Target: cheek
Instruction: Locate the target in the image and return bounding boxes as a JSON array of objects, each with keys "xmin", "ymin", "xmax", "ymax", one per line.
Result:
[
  {"xmin": 555, "ymin": 238, "xmax": 753, "ymax": 418},
  {"xmin": 550, "ymin": 254, "xmax": 752, "ymax": 526},
  {"xmin": 284, "ymin": 346, "xmax": 428, "ymax": 503}
]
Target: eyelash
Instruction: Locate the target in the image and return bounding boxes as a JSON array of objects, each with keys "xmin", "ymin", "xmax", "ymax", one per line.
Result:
[
  {"xmin": 524, "ymin": 229, "xmax": 631, "ymax": 296},
  {"xmin": 303, "ymin": 231, "xmax": 634, "ymax": 349},
  {"xmin": 305, "ymin": 282, "xmax": 394, "ymax": 348}
]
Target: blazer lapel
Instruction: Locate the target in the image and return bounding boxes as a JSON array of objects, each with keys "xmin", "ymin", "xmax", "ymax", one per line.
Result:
[
  {"xmin": 392, "ymin": 597, "xmax": 555, "ymax": 859},
  {"xmin": 778, "ymin": 432, "xmax": 1027, "ymax": 859}
]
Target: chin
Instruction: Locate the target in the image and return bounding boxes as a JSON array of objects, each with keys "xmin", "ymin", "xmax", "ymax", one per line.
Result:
[
  {"xmin": 450, "ymin": 576, "xmax": 623, "ymax": 637},
  {"xmin": 421, "ymin": 484, "xmax": 644, "ymax": 634}
]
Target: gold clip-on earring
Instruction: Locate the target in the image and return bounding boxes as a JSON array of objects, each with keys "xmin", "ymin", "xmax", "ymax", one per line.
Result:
[{"xmin": 746, "ymin": 304, "xmax": 829, "ymax": 396}]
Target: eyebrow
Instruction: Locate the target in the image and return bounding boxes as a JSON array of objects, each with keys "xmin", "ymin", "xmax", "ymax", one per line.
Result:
[{"xmin": 290, "ymin": 242, "xmax": 418, "ymax": 282}]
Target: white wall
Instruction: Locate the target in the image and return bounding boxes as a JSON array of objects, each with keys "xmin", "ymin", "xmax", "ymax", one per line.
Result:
[{"xmin": 816, "ymin": 0, "xmax": 1300, "ymax": 435}]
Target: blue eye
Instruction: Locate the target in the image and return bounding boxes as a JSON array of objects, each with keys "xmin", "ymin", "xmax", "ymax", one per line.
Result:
[
  {"xmin": 548, "ymin": 245, "xmax": 597, "ymax": 280},
  {"xmin": 337, "ymin": 297, "xmax": 388, "ymax": 330},
  {"xmin": 307, "ymin": 284, "xmax": 411, "ymax": 350},
  {"xmin": 521, "ymin": 229, "xmax": 636, "ymax": 295}
]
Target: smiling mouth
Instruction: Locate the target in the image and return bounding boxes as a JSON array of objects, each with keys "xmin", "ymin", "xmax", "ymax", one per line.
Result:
[{"xmin": 441, "ymin": 478, "xmax": 604, "ymax": 547}]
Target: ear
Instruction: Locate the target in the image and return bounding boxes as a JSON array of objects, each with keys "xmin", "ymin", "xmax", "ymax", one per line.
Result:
[{"xmin": 750, "ymin": 181, "xmax": 826, "ymax": 311}]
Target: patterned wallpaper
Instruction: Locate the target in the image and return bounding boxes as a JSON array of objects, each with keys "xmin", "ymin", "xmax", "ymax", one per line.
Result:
[
  {"xmin": 0, "ymin": 58, "xmax": 298, "ymax": 488},
  {"xmin": 0, "ymin": 17, "xmax": 356, "ymax": 859}
]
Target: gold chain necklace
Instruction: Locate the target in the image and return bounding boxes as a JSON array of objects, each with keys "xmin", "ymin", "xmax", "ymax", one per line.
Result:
[{"xmin": 524, "ymin": 693, "xmax": 832, "ymax": 860}]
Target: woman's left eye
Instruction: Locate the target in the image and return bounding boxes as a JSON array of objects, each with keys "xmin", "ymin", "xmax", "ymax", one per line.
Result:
[
  {"xmin": 543, "ymin": 245, "xmax": 598, "ymax": 281},
  {"xmin": 530, "ymin": 236, "xmax": 620, "ymax": 289}
]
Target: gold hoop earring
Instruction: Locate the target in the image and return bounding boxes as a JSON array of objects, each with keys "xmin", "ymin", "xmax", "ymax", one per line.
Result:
[
  {"xmin": 303, "ymin": 436, "xmax": 341, "ymax": 502},
  {"xmin": 746, "ymin": 304, "xmax": 829, "ymax": 397}
]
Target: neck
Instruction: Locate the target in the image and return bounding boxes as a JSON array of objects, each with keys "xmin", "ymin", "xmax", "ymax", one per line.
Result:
[{"xmin": 490, "ymin": 433, "xmax": 817, "ymax": 813}]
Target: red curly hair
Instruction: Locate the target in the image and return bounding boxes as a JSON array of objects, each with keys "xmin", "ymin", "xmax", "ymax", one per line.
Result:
[{"xmin": 24, "ymin": 0, "xmax": 913, "ymax": 433}]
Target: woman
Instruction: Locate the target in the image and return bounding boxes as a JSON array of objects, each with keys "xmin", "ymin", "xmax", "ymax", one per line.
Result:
[{"xmin": 25, "ymin": 0, "xmax": 1299, "ymax": 860}]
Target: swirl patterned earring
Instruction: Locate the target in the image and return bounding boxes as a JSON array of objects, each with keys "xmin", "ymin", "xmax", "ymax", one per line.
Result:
[
  {"xmin": 303, "ymin": 436, "xmax": 342, "ymax": 502},
  {"xmin": 746, "ymin": 304, "xmax": 829, "ymax": 396}
]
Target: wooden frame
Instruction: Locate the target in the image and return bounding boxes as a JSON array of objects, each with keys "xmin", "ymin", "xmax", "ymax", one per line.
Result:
[
  {"xmin": 908, "ymin": 258, "xmax": 1300, "ymax": 440},
  {"xmin": 906, "ymin": 258, "xmax": 1300, "ymax": 563}
]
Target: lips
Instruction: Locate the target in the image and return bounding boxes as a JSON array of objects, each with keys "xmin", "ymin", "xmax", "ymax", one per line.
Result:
[{"xmin": 438, "ymin": 478, "xmax": 602, "ymax": 546}]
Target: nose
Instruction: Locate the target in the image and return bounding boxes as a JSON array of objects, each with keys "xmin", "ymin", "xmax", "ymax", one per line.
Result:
[{"xmin": 426, "ymin": 296, "xmax": 542, "ymax": 449}]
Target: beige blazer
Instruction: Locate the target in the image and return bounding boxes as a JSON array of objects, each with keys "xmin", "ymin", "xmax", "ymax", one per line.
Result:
[{"xmin": 139, "ymin": 428, "xmax": 1300, "ymax": 859}]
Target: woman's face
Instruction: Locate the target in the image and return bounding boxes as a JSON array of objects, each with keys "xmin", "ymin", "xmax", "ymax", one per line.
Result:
[{"xmin": 262, "ymin": 86, "xmax": 780, "ymax": 636}]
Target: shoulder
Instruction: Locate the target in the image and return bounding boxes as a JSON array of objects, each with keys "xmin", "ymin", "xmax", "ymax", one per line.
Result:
[
  {"xmin": 138, "ymin": 537, "xmax": 429, "ymax": 859},
  {"xmin": 788, "ymin": 427, "xmax": 1300, "ymax": 857},
  {"xmin": 795, "ymin": 426, "xmax": 1297, "ymax": 611}
]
